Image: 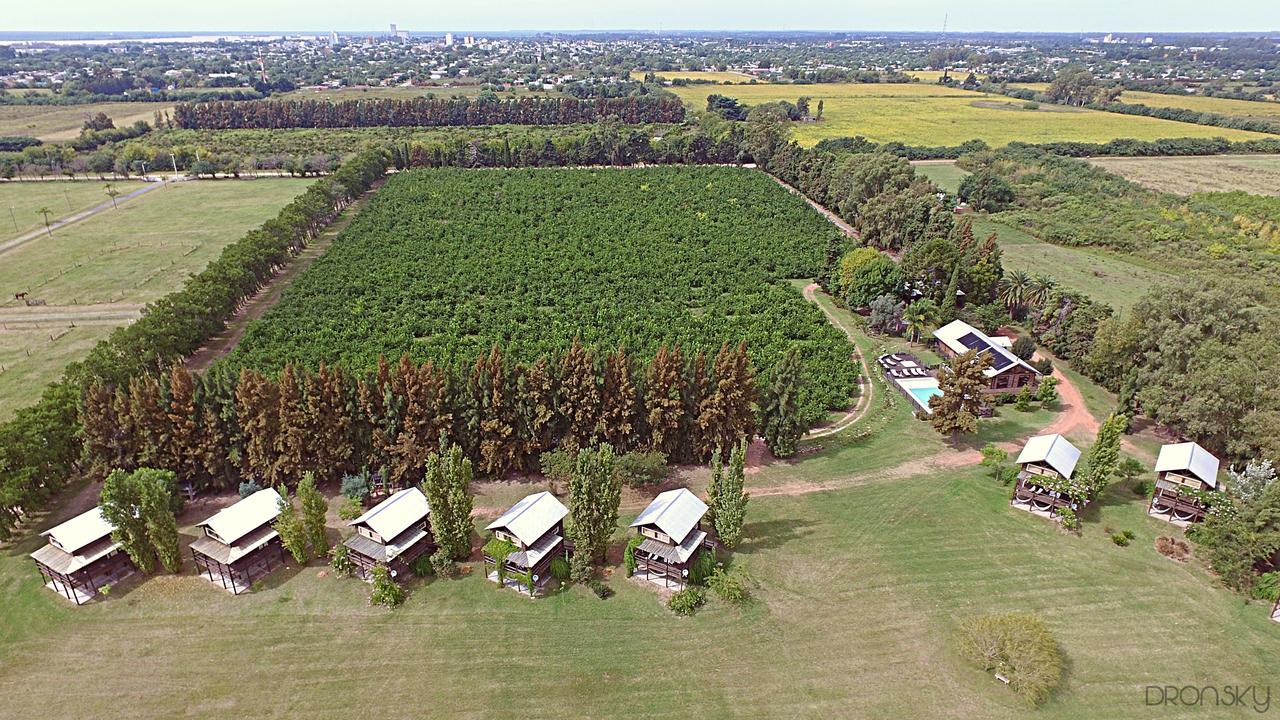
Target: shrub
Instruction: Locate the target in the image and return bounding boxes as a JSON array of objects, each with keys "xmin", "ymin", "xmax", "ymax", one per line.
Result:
[
  {"xmin": 589, "ymin": 580, "xmax": 615, "ymax": 599},
  {"xmin": 411, "ymin": 554, "xmax": 434, "ymax": 577},
  {"xmin": 1251, "ymin": 572, "xmax": 1280, "ymax": 602},
  {"xmin": 539, "ymin": 448, "xmax": 575, "ymax": 485},
  {"xmin": 688, "ymin": 548, "xmax": 718, "ymax": 586},
  {"xmin": 668, "ymin": 587, "xmax": 707, "ymax": 616},
  {"xmin": 329, "ymin": 544, "xmax": 353, "ymax": 575},
  {"xmin": 370, "ymin": 566, "xmax": 405, "ymax": 608},
  {"xmin": 623, "ymin": 534, "xmax": 645, "ymax": 577},
  {"xmin": 570, "ymin": 551, "xmax": 594, "ymax": 583},
  {"xmin": 238, "ymin": 480, "xmax": 262, "ymax": 498},
  {"xmin": 1111, "ymin": 532, "xmax": 1131, "ymax": 547},
  {"xmin": 429, "ymin": 549, "xmax": 457, "ymax": 579},
  {"xmin": 1136, "ymin": 480, "xmax": 1155, "ymax": 498},
  {"xmin": 1155, "ymin": 536, "xmax": 1192, "ymax": 562},
  {"xmin": 615, "ymin": 450, "xmax": 669, "ymax": 488},
  {"xmin": 338, "ymin": 497, "xmax": 365, "ymax": 520},
  {"xmin": 707, "ymin": 565, "xmax": 752, "ymax": 604},
  {"xmin": 956, "ymin": 613, "xmax": 1064, "ymax": 707},
  {"xmin": 1014, "ymin": 385, "xmax": 1033, "ymax": 411},
  {"xmin": 1031, "ymin": 358, "xmax": 1053, "ymax": 376},
  {"xmin": 550, "ymin": 556, "xmax": 571, "ymax": 581},
  {"xmin": 1058, "ymin": 508, "xmax": 1080, "ymax": 532},
  {"xmin": 1010, "ymin": 336, "xmax": 1036, "ymax": 361},
  {"xmin": 340, "ymin": 470, "xmax": 370, "ymax": 500}
]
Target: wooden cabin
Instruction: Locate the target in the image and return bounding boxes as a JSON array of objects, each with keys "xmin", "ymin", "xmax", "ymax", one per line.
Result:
[
  {"xmin": 190, "ymin": 488, "xmax": 286, "ymax": 594},
  {"xmin": 629, "ymin": 487, "xmax": 712, "ymax": 589},
  {"xmin": 343, "ymin": 487, "xmax": 434, "ymax": 582},
  {"xmin": 1011, "ymin": 433, "xmax": 1084, "ymax": 519},
  {"xmin": 29, "ymin": 506, "xmax": 134, "ymax": 605},
  {"xmin": 1149, "ymin": 442, "xmax": 1220, "ymax": 525},
  {"xmin": 933, "ymin": 319, "xmax": 1040, "ymax": 394},
  {"xmin": 483, "ymin": 491, "xmax": 568, "ymax": 595}
]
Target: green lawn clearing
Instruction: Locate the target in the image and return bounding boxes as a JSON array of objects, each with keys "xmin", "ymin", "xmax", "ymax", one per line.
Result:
[
  {"xmin": 0, "ymin": 101, "xmax": 172, "ymax": 141},
  {"xmin": 0, "ymin": 180, "xmax": 147, "ymax": 242},
  {"xmin": 1088, "ymin": 154, "xmax": 1280, "ymax": 196}
]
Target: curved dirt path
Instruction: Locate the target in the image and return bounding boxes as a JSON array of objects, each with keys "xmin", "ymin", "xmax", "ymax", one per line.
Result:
[{"xmin": 801, "ymin": 282, "xmax": 871, "ymax": 438}]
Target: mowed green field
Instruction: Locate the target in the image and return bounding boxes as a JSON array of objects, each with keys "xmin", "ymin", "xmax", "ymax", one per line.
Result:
[
  {"xmin": 0, "ymin": 180, "xmax": 147, "ymax": 242},
  {"xmin": 1088, "ymin": 154, "xmax": 1280, "ymax": 196},
  {"xmin": 0, "ymin": 178, "xmax": 310, "ymax": 419},
  {"xmin": 0, "ymin": 101, "xmax": 172, "ymax": 141},
  {"xmin": 672, "ymin": 83, "xmax": 1272, "ymax": 147},
  {"xmin": 911, "ymin": 160, "xmax": 969, "ymax": 193},
  {"xmin": 970, "ymin": 217, "xmax": 1176, "ymax": 314}
]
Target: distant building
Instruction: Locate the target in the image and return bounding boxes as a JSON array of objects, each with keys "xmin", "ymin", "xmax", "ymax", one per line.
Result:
[
  {"xmin": 444, "ymin": 32, "xmax": 454, "ymax": 47},
  {"xmin": 463, "ymin": 35, "xmax": 475, "ymax": 47}
]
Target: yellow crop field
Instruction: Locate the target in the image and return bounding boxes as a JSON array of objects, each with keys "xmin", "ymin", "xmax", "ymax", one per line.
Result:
[
  {"xmin": 1119, "ymin": 90, "xmax": 1280, "ymax": 122},
  {"xmin": 0, "ymin": 102, "xmax": 172, "ymax": 141},
  {"xmin": 669, "ymin": 83, "xmax": 1271, "ymax": 147},
  {"xmin": 631, "ymin": 69, "xmax": 757, "ymax": 83}
]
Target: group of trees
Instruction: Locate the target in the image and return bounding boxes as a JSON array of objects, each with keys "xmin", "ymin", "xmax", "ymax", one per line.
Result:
[
  {"xmin": 275, "ymin": 472, "xmax": 328, "ymax": 563},
  {"xmin": 99, "ymin": 468, "xmax": 183, "ymax": 575},
  {"xmin": 80, "ymin": 341, "xmax": 764, "ymax": 495},
  {"xmin": 174, "ymin": 96, "xmax": 687, "ymax": 130}
]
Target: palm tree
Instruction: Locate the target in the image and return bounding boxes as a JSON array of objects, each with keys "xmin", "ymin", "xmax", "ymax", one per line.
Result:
[
  {"xmin": 997, "ymin": 270, "xmax": 1031, "ymax": 318},
  {"xmin": 1026, "ymin": 274, "xmax": 1058, "ymax": 307},
  {"xmin": 36, "ymin": 206, "xmax": 53, "ymax": 236},
  {"xmin": 104, "ymin": 183, "xmax": 120, "ymax": 210},
  {"xmin": 903, "ymin": 299, "xmax": 940, "ymax": 345}
]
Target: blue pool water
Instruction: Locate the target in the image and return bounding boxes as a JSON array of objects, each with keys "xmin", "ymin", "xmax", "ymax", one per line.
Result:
[{"xmin": 908, "ymin": 385, "xmax": 943, "ymax": 407}]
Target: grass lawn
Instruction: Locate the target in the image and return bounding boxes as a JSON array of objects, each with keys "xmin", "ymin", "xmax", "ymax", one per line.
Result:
[
  {"xmin": 970, "ymin": 216, "xmax": 1175, "ymax": 315},
  {"xmin": 1118, "ymin": 90, "xmax": 1280, "ymax": 123},
  {"xmin": 2, "ymin": 456, "xmax": 1276, "ymax": 718},
  {"xmin": 631, "ymin": 70, "xmax": 757, "ymax": 83},
  {"xmin": 0, "ymin": 179, "xmax": 148, "ymax": 242},
  {"xmin": 912, "ymin": 160, "xmax": 969, "ymax": 193},
  {"xmin": 0, "ymin": 102, "xmax": 172, "ymax": 141},
  {"xmin": 1088, "ymin": 154, "xmax": 1280, "ymax": 196},
  {"xmin": 0, "ymin": 178, "xmax": 310, "ymax": 419},
  {"xmin": 668, "ymin": 83, "xmax": 1271, "ymax": 147}
]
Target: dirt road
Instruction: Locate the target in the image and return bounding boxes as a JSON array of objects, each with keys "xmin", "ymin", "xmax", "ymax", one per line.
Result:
[
  {"xmin": 0, "ymin": 303, "xmax": 143, "ymax": 326},
  {"xmin": 0, "ymin": 177, "xmax": 175, "ymax": 257}
]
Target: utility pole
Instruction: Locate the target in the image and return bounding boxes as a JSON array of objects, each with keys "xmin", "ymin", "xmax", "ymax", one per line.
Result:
[
  {"xmin": 8, "ymin": 205, "xmax": 16, "ymax": 233},
  {"xmin": 63, "ymin": 187, "xmax": 72, "ymax": 211}
]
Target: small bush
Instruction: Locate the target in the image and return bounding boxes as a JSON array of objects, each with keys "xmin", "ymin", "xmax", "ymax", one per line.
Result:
[
  {"xmin": 1031, "ymin": 358, "xmax": 1053, "ymax": 376},
  {"xmin": 411, "ymin": 554, "xmax": 433, "ymax": 577},
  {"xmin": 615, "ymin": 450, "xmax": 669, "ymax": 487},
  {"xmin": 1058, "ymin": 507, "xmax": 1080, "ymax": 532},
  {"xmin": 238, "ymin": 480, "xmax": 262, "ymax": 498},
  {"xmin": 623, "ymin": 535, "xmax": 645, "ymax": 577},
  {"xmin": 1111, "ymin": 532, "xmax": 1131, "ymax": 547},
  {"xmin": 1251, "ymin": 572, "xmax": 1280, "ymax": 602},
  {"xmin": 550, "ymin": 556, "xmax": 571, "ymax": 581},
  {"xmin": 370, "ymin": 566, "xmax": 405, "ymax": 608},
  {"xmin": 1023, "ymin": 101, "xmax": 1041, "ymax": 111},
  {"xmin": 340, "ymin": 470, "xmax": 370, "ymax": 500},
  {"xmin": 329, "ymin": 544, "xmax": 353, "ymax": 575},
  {"xmin": 668, "ymin": 587, "xmax": 707, "ymax": 616},
  {"xmin": 1155, "ymin": 536, "xmax": 1192, "ymax": 562},
  {"xmin": 338, "ymin": 497, "xmax": 364, "ymax": 520},
  {"xmin": 589, "ymin": 580, "xmax": 615, "ymax": 599},
  {"xmin": 429, "ymin": 549, "xmax": 457, "ymax": 578},
  {"xmin": 956, "ymin": 613, "xmax": 1064, "ymax": 707},
  {"xmin": 707, "ymin": 565, "xmax": 753, "ymax": 604},
  {"xmin": 570, "ymin": 551, "xmax": 594, "ymax": 584},
  {"xmin": 1136, "ymin": 480, "xmax": 1155, "ymax": 498},
  {"xmin": 539, "ymin": 448, "xmax": 575, "ymax": 485},
  {"xmin": 1122, "ymin": 530, "xmax": 1136, "ymax": 540},
  {"xmin": 1014, "ymin": 385, "xmax": 1033, "ymax": 412},
  {"xmin": 687, "ymin": 548, "xmax": 718, "ymax": 586}
]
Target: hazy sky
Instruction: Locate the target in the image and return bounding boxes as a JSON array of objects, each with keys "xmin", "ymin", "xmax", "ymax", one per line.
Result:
[{"xmin": 8, "ymin": 0, "xmax": 1280, "ymax": 34}]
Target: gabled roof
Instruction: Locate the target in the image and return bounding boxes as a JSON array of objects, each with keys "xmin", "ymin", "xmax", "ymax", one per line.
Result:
[
  {"xmin": 197, "ymin": 487, "xmax": 283, "ymax": 545},
  {"xmin": 485, "ymin": 491, "xmax": 567, "ymax": 547},
  {"xmin": 629, "ymin": 488, "xmax": 708, "ymax": 544},
  {"xmin": 1155, "ymin": 442, "xmax": 1220, "ymax": 488},
  {"xmin": 933, "ymin": 319, "xmax": 1040, "ymax": 378},
  {"xmin": 349, "ymin": 487, "xmax": 429, "ymax": 540},
  {"xmin": 1016, "ymin": 433, "xmax": 1082, "ymax": 479},
  {"xmin": 40, "ymin": 506, "xmax": 115, "ymax": 554}
]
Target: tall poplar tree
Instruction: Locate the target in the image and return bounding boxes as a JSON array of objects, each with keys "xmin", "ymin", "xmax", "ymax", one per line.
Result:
[
  {"xmin": 1084, "ymin": 413, "xmax": 1125, "ymax": 498},
  {"xmin": 423, "ymin": 443, "xmax": 475, "ymax": 560},
  {"xmin": 713, "ymin": 440, "xmax": 750, "ymax": 548},
  {"xmin": 100, "ymin": 468, "xmax": 181, "ymax": 574},
  {"xmin": 567, "ymin": 444, "xmax": 621, "ymax": 567},
  {"xmin": 760, "ymin": 348, "xmax": 805, "ymax": 458},
  {"xmin": 275, "ymin": 485, "xmax": 308, "ymax": 563},
  {"xmin": 297, "ymin": 471, "xmax": 328, "ymax": 555}
]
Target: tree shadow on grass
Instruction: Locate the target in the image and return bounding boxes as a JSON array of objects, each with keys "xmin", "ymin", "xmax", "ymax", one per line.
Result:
[{"xmin": 734, "ymin": 517, "xmax": 820, "ymax": 553}]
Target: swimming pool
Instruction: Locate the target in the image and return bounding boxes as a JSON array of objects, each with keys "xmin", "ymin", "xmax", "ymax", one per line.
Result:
[{"xmin": 895, "ymin": 376, "xmax": 943, "ymax": 414}]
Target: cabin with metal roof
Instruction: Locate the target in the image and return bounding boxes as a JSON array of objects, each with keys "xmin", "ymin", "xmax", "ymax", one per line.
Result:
[
  {"xmin": 629, "ymin": 488, "xmax": 712, "ymax": 589},
  {"xmin": 29, "ymin": 506, "xmax": 134, "ymax": 605},
  {"xmin": 933, "ymin": 319, "xmax": 1040, "ymax": 394},
  {"xmin": 1011, "ymin": 434, "xmax": 1086, "ymax": 520},
  {"xmin": 343, "ymin": 487, "xmax": 434, "ymax": 582},
  {"xmin": 483, "ymin": 491, "xmax": 569, "ymax": 595},
  {"xmin": 190, "ymin": 488, "xmax": 286, "ymax": 594},
  {"xmin": 1149, "ymin": 442, "xmax": 1221, "ymax": 525}
]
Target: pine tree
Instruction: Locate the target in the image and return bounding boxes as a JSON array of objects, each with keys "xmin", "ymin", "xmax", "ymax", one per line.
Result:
[
  {"xmin": 683, "ymin": 351, "xmax": 712, "ymax": 462},
  {"xmin": 423, "ymin": 443, "xmax": 475, "ymax": 560},
  {"xmin": 567, "ymin": 444, "xmax": 621, "ymax": 564},
  {"xmin": 80, "ymin": 382, "xmax": 118, "ymax": 481},
  {"xmin": 273, "ymin": 364, "xmax": 308, "ymax": 488},
  {"xmin": 928, "ymin": 350, "xmax": 991, "ymax": 437},
  {"xmin": 130, "ymin": 375, "xmax": 169, "ymax": 470},
  {"xmin": 760, "ymin": 348, "xmax": 805, "ymax": 458},
  {"xmin": 392, "ymin": 359, "xmax": 451, "ymax": 487},
  {"xmin": 111, "ymin": 384, "xmax": 139, "ymax": 473},
  {"xmin": 514, "ymin": 357, "xmax": 556, "ymax": 469},
  {"xmin": 198, "ymin": 405, "xmax": 229, "ymax": 490},
  {"xmin": 275, "ymin": 485, "xmax": 309, "ymax": 563},
  {"xmin": 645, "ymin": 345, "xmax": 684, "ymax": 459},
  {"xmin": 1084, "ymin": 413, "xmax": 1124, "ymax": 499},
  {"xmin": 167, "ymin": 364, "xmax": 201, "ymax": 485},
  {"xmin": 297, "ymin": 471, "xmax": 328, "ymax": 555},
  {"xmin": 600, "ymin": 345, "xmax": 638, "ymax": 451},
  {"xmin": 940, "ymin": 263, "xmax": 961, "ymax": 323},
  {"xmin": 237, "ymin": 368, "xmax": 280, "ymax": 486},
  {"xmin": 714, "ymin": 440, "xmax": 750, "ymax": 548},
  {"xmin": 559, "ymin": 336, "xmax": 601, "ymax": 447},
  {"xmin": 700, "ymin": 342, "xmax": 758, "ymax": 455},
  {"xmin": 474, "ymin": 346, "xmax": 517, "ymax": 477}
]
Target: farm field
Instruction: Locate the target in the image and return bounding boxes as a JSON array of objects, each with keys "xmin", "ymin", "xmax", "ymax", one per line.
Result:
[
  {"xmin": 911, "ymin": 160, "xmax": 968, "ymax": 193},
  {"xmin": 1118, "ymin": 90, "xmax": 1280, "ymax": 122},
  {"xmin": 227, "ymin": 166, "xmax": 857, "ymax": 423},
  {"xmin": 0, "ymin": 101, "xmax": 172, "ymax": 141},
  {"xmin": 667, "ymin": 83, "xmax": 1270, "ymax": 147},
  {"xmin": 0, "ymin": 178, "xmax": 310, "ymax": 419},
  {"xmin": 1088, "ymin": 154, "xmax": 1280, "ymax": 196},
  {"xmin": 970, "ymin": 216, "xmax": 1176, "ymax": 314},
  {"xmin": 630, "ymin": 69, "xmax": 756, "ymax": 83},
  {"xmin": 0, "ymin": 179, "xmax": 147, "ymax": 241}
]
